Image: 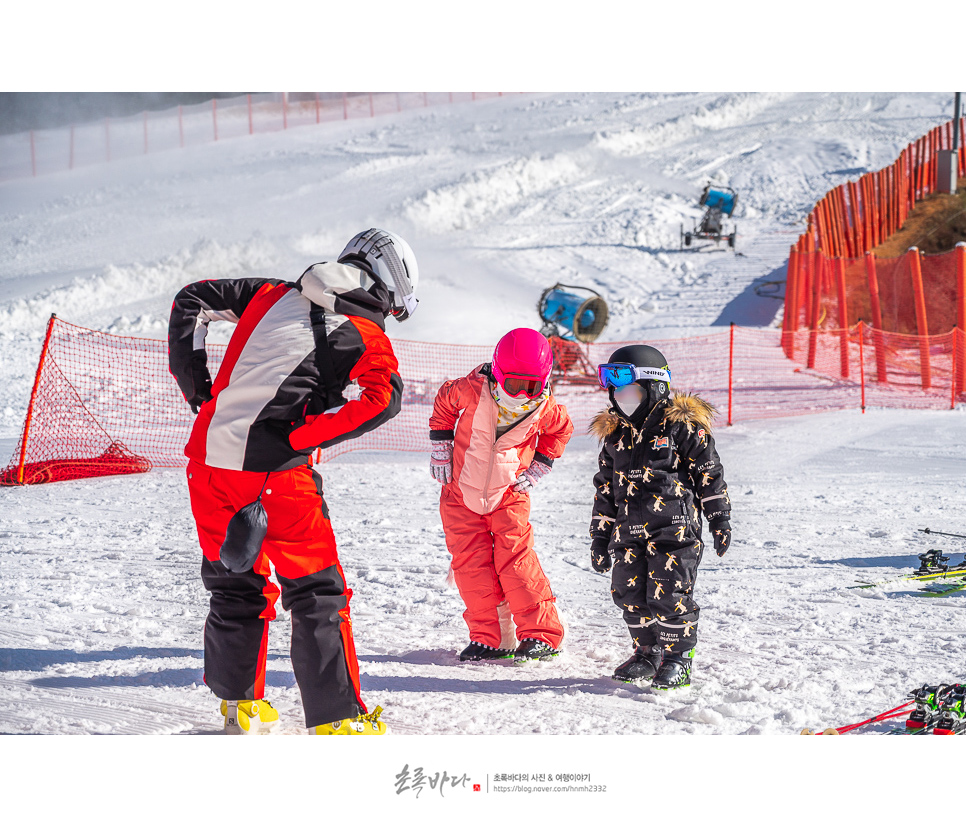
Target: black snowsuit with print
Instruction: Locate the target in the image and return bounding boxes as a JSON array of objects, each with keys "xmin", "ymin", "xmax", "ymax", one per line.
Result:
[{"xmin": 589, "ymin": 392, "xmax": 730, "ymax": 654}]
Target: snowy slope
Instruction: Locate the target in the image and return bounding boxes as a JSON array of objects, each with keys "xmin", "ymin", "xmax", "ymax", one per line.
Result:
[
  {"xmin": 3, "ymin": 410, "xmax": 964, "ymax": 735},
  {"xmin": 1, "ymin": 92, "xmax": 964, "ymax": 736},
  {"xmin": 0, "ymin": 91, "xmax": 955, "ymax": 434}
]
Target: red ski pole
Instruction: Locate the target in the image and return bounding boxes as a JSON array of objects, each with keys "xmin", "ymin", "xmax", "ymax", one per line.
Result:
[{"xmin": 801, "ymin": 701, "xmax": 914, "ymax": 735}]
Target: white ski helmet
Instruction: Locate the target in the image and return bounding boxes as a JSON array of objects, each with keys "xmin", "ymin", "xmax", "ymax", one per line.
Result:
[{"xmin": 338, "ymin": 228, "xmax": 419, "ymax": 322}]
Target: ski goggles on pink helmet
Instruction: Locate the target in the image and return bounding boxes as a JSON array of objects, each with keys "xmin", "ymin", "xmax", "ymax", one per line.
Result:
[
  {"xmin": 597, "ymin": 362, "xmax": 671, "ymax": 390},
  {"xmin": 492, "ymin": 328, "xmax": 553, "ymax": 398},
  {"xmin": 499, "ymin": 376, "xmax": 546, "ymax": 398}
]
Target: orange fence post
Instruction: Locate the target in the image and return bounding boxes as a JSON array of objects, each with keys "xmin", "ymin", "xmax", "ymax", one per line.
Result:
[
  {"xmin": 727, "ymin": 323, "xmax": 735, "ymax": 426},
  {"xmin": 818, "ymin": 198, "xmax": 832, "ymax": 255},
  {"xmin": 858, "ymin": 321, "xmax": 866, "ymax": 413},
  {"xmin": 952, "ymin": 333, "xmax": 958, "ymax": 410},
  {"xmin": 908, "ymin": 247, "xmax": 931, "ymax": 388},
  {"xmin": 16, "ymin": 315, "xmax": 57, "ymax": 484},
  {"xmin": 955, "ymin": 328, "xmax": 964, "ymax": 402},
  {"xmin": 829, "ymin": 191, "xmax": 842, "ymax": 256},
  {"xmin": 836, "ymin": 185, "xmax": 851, "ymax": 257},
  {"xmin": 859, "ymin": 174, "xmax": 874, "ymax": 252},
  {"xmin": 957, "ymin": 243, "xmax": 966, "ymax": 337},
  {"xmin": 797, "ymin": 244, "xmax": 810, "ymax": 339},
  {"xmin": 956, "ymin": 243, "xmax": 966, "ymax": 396},
  {"xmin": 881, "ymin": 167, "xmax": 890, "ymax": 242},
  {"xmin": 865, "ymin": 174, "xmax": 876, "ymax": 248},
  {"xmin": 915, "ymin": 139, "xmax": 923, "ymax": 200},
  {"xmin": 872, "ymin": 171, "xmax": 881, "ymax": 246},
  {"xmin": 807, "ymin": 253, "xmax": 822, "ymax": 368},
  {"xmin": 835, "ymin": 258, "xmax": 849, "ymax": 377},
  {"xmin": 864, "ymin": 253, "xmax": 887, "ymax": 383},
  {"xmin": 847, "ymin": 180, "xmax": 860, "ymax": 255},
  {"xmin": 781, "ymin": 247, "xmax": 799, "ymax": 357}
]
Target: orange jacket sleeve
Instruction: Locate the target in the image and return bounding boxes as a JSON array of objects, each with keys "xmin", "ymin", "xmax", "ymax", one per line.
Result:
[
  {"xmin": 533, "ymin": 399, "xmax": 574, "ymax": 465},
  {"xmin": 288, "ymin": 320, "xmax": 402, "ymax": 452},
  {"xmin": 429, "ymin": 375, "xmax": 472, "ymax": 440}
]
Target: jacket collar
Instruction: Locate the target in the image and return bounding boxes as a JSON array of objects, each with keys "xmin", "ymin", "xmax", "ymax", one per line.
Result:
[{"xmin": 296, "ymin": 262, "xmax": 392, "ymax": 328}]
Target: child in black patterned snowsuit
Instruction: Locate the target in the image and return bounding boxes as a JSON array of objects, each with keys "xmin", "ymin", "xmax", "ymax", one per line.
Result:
[{"xmin": 589, "ymin": 344, "xmax": 731, "ymax": 690}]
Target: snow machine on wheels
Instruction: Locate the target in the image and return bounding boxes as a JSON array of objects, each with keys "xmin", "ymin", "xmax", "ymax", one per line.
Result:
[
  {"xmin": 681, "ymin": 183, "xmax": 738, "ymax": 250},
  {"xmin": 537, "ymin": 284, "xmax": 609, "ymax": 386}
]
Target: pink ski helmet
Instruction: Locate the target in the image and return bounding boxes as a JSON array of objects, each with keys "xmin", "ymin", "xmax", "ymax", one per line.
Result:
[{"xmin": 492, "ymin": 328, "xmax": 554, "ymax": 398}]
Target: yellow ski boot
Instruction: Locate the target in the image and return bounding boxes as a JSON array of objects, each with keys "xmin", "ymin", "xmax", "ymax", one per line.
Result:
[
  {"xmin": 309, "ymin": 706, "xmax": 388, "ymax": 735},
  {"xmin": 220, "ymin": 699, "xmax": 279, "ymax": 735}
]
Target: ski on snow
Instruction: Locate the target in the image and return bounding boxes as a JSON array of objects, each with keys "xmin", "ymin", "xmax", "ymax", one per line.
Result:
[
  {"xmin": 802, "ymin": 683, "xmax": 966, "ymax": 736},
  {"xmin": 849, "ymin": 548, "xmax": 966, "ymax": 594}
]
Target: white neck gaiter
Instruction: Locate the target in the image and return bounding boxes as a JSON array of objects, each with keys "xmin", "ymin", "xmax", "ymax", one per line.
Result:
[{"xmin": 491, "ymin": 381, "xmax": 548, "ymax": 430}]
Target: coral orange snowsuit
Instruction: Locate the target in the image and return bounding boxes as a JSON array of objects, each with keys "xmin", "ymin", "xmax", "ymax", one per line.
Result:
[{"xmin": 430, "ymin": 365, "xmax": 573, "ymax": 649}]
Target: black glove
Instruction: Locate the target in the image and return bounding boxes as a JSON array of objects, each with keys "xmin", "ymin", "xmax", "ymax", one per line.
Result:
[
  {"xmin": 710, "ymin": 520, "xmax": 731, "ymax": 557},
  {"xmin": 187, "ymin": 394, "xmax": 211, "ymax": 414},
  {"xmin": 591, "ymin": 540, "xmax": 612, "ymax": 573},
  {"xmin": 187, "ymin": 350, "xmax": 213, "ymax": 414}
]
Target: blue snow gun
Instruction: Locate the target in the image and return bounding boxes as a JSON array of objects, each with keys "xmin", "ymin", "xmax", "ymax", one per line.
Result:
[
  {"xmin": 681, "ymin": 183, "xmax": 738, "ymax": 249},
  {"xmin": 701, "ymin": 187, "xmax": 737, "ymax": 217},
  {"xmin": 538, "ymin": 284, "xmax": 609, "ymax": 344}
]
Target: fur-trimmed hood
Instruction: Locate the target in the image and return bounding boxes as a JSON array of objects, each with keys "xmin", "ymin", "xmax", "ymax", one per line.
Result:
[{"xmin": 589, "ymin": 391, "xmax": 717, "ymax": 440}]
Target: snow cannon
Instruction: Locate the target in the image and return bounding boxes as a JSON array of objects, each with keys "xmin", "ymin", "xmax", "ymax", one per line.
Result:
[
  {"xmin": 700, "ymin": 185, "xmax": 737, "ymax": 217},
  {"xmin": 537, "ymin": 284, "xmax": 608, "ymax": 387},
  {"xmin": 681, "ymin": 183, "xmax": 738, "ymax": 250},
  {"xmin": 537, "ymin": 284, "xmax": 609, "ymax": 344}
]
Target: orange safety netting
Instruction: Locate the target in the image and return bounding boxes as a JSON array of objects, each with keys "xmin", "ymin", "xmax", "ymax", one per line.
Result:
[
  {"xmin": 782, "ymin": 118, "xmax": 966, "ymax": 353},
  {"xmin": 788, "ymin": 118, "xmax": 966, "ymax": 261},
  {"xmin": 2, "ymin": 92, "xmax": 516, "ymax": 183},
  {"xmin": 785, "ymin": 247, "xmax": 966, "ymax": 338},
  {"xmin": 3, "ymin": 317, "xmax": 964, "ymax": 486}
]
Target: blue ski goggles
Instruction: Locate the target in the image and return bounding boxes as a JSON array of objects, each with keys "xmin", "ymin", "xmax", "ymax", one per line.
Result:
[{"xmin": 596, "ymin": 362, "xmax": 671, "ymax": 390}]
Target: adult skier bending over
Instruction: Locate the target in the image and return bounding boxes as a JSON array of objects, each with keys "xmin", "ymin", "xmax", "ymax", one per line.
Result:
[
  {"xmin": 589, "ymin": 345, "xmax": 731, "ymax": 690},
  {"xmin": 168, "ymin": 229, "xmax": 417, "ymax": 735}
]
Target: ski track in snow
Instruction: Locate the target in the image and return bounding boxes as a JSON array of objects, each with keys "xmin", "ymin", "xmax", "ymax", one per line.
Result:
[{"xmin": 1, "ymin": 92, "xmax": 963, "ymax": 734}]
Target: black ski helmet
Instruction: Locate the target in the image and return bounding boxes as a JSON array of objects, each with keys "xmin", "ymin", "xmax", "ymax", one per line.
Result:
[{"xmin": 605, "ymin": 344, "xmax": 671, "ymax": 423}]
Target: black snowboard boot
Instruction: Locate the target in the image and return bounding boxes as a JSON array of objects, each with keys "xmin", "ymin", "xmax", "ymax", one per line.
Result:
[
  {"xmin": 651, "ymin": 649, "xmax": 694, "ymax": 691},
  {"xmin": 612, "ymin": 645, "xmax": 663, "ymax": 683},
  {"xmin": 459, "ymin": 642, "xmax": 514, "ymax": 662},
  {"xmin": 513, "ymin": 638, "xmax": 560, "ymax": 663}
]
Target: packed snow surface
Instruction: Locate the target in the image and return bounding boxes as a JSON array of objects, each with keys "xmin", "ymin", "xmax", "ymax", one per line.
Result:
[{"xmin": 1, "ymin": 92, "xmax": 963, "ymax": 734}]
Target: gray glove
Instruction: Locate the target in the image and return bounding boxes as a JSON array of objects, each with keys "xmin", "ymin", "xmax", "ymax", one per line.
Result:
[{"xmin": 430, "ymin": 440, "xmax": 453, "ymax": 485}]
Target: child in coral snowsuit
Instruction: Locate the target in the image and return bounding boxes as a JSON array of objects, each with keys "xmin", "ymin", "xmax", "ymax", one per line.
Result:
[{"xmin": 429, "ymin": 329, "xmax": 573, "ymax": 663}]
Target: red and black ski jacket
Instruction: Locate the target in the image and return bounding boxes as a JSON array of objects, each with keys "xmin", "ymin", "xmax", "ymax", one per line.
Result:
[{"xmin": 168, "ymin": 262, "xmax": 403, "ymax": 472}]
